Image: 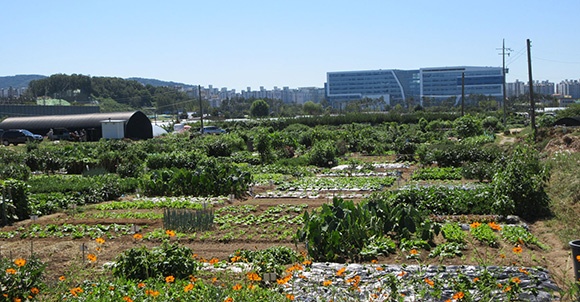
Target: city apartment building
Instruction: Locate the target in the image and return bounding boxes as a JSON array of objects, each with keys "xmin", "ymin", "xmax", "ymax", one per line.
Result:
[
  {"xmin": 556, "ymin": 79, "xmax": 580, "ymax": 99},
  {"xmin": 326, "ymin": 66, "xmax": 503, "ymax": 108}
]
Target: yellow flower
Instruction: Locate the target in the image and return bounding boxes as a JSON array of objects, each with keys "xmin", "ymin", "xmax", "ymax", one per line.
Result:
[
  {"xmin": 336, "ymin": 267, "xmax": 346, "ymax": 277},
  {"xmin": 5, "ymin": 268, "xmax": 16, "ymax": 274},
  {"xmin": 232, "ymin": 283, "xmax": 242, "ymax": 290},
  {"xmin": 511, "ymin": 277, "xmax": 521, "ymax": 284},
  {"xmin": 87, "ymin": 253, "xmax": 97, "ymax": 262},
  {"xmin": 14, "ymin": 258, "xmax": 26, "ymax": 267},
  {"xmin": 323, "ymin": 280, "xmax": 332, "ymax": 286},
  {"xmin": 184, "ymin": 283, "xmax": 194, "ymax": 292},
  {"xmin": 512, "ymin": 246, "xmax": 523, "ymax": 254},
  {"xmin": 95, "ymin": 237, "xmax": 105, "ymax": 244},
  {"xmin": 231, "ymin": 255, "xmax": 241, "ymax": 262},
  {"xmin": 133, "ymin": 233, "xmax": 143, "ymax": 240},
  {"xmin": 302, "ymin": 259, "xmax": 312, "ymax": 266},
  {"xmin": 247, "ymin": 284, "xmax": 256, "ymax": 290},
  {"xmin": 165, "ymin": 229, "xmax": 176, "ymax": 237},
  {"xmin": 165, "ymin": 275, "xmax": 175, "ymax": 283}
]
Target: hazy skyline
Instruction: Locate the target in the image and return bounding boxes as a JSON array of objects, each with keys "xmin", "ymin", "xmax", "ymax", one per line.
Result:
[{"xmin": 2, "ymin": 0, "xmax": 579, "ymax": 91}]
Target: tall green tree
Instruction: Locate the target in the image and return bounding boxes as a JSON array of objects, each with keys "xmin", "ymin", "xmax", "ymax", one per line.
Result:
[{"xmin": 250, "ymin": 99, "xmax": 270, "ymax": 118}]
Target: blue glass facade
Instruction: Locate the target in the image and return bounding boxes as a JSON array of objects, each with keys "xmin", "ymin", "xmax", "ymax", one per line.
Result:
[{"xmin": 326, "ymin": 66, "xmax": 503, "ymax": 108}]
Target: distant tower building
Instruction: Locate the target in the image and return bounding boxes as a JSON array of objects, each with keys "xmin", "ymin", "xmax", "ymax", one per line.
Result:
[
  {"xmin": 525, "ymin": 80, "xmax": 554, "ymax": 96},
  {"xmin": 507, "ymin": 80, "xmax": 525, "ymax": 97},
  {"xmin": 556, "ymin": 80, "xmax": 580, "ymax": 98}
]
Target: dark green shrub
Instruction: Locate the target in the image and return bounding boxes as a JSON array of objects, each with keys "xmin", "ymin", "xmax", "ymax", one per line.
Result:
[
  {"xmin": 491, "ymin": 145, "xmax": 551, "ymax": 221},
  {"xmin": 146, "ymin": 150, "xmax": 204, "ymax": 170},
  {"xmin": 307, "ymin": 139, "xmax": 337, "ymax": 168},
  {"xmin": 0, "ymin": 163, "xmax": 31, "ymax": 181},
  {"xmin": 112, "ymin": 242, "xmax": 199, "ymax": 280},
  {"xmin": 0, "ymin": 179, "xmax": 29, "ymax": 225}
]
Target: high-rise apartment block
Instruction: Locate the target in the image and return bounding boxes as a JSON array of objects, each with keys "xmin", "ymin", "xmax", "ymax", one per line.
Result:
[
  {"xmin": 326, "ymin": 66, "xmax": 503, "ymax": 108},
  {"xmin": 556, "ymin": 80, "xmax": 580, "ymax": 99}
]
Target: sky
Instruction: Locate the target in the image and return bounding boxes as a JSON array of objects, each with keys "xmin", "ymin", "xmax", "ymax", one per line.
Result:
[{"xmin": 2, "ymin": 0, "xmax": 580, "ymax": 91}]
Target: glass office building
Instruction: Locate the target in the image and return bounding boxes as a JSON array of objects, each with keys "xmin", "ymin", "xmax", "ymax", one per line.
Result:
[{"xmin": 326, "ymin": 66, "xmax": 503, "ymax": 108}]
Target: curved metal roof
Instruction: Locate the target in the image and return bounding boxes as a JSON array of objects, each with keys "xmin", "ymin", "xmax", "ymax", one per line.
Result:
[
  {"xmin": 0, "ymin": 111, "xmax": 153, "ymax": 140},
  {"xmin": 554, "ymin": 116, "xmax": 580, "ymax": 127}
]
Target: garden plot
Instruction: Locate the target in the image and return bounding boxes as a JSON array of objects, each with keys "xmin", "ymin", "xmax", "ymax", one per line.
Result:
[{"xmin": 253, "ymin": 176, "xmax": 396, "ymax": 199}]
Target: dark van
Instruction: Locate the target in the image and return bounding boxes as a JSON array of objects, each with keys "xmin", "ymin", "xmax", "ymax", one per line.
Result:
[{"xmin": 1, "ymin": 129, "xmax": 43, "ymax": 146}]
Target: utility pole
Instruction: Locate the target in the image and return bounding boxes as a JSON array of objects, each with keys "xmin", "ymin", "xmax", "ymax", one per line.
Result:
[
  {"xmin": 199, "ymin": 85, "xmax": 204, "ymax": 133},
  {"xmin": 461, "ymin": 72, "xmax": 465, "ymax": 116},
  {"xmin": 497, "ymin": 39, "xmax": 512, "ymax": 127},
  {"xmin": 527, "ymin": 39, "xmax": 536, "ymax": 141}
]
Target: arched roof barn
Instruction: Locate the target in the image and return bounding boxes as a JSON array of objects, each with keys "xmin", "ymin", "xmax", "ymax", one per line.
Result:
[
  {"xmin": 0, "ymin": 111, "xmax": 152, "ymax": 140},
  {"xmin": 554, "ymin": 116, "xmax": 580, "ymax": 127}
]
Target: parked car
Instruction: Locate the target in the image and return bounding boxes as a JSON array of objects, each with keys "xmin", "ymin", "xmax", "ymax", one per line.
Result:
[
  {"xmin": 200, "ymin": 126, "xmax": 226, "ymax": 134},
  {"xmin": 1, "ymin": 129, "xmax": 43, "ymax": 146}
]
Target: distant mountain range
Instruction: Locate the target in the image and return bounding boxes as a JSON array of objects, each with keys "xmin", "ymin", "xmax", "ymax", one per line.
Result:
[{"xmin": 0, "ymin": 74, "xmax": 193, "ymax": 89}]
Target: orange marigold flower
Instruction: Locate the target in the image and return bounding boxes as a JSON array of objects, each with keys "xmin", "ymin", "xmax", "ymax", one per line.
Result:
[
  {"xmin": 70, "ymin": 287, "xmax": 83, "ymax": 297},
  {"xmin": 499, "ymin": 253, "xmax": 506, "ymax": 258},
  {"xmin": 323, "ymin": 280, "xmax": 332, "ymax": 286},
  {"xmin": 376, "ymin": 266, "xmax": 384, "ymax": 271},
  {"xmin": 371, "ymin": 259, "xmax": 378, "ymax": 264},
  {"xmin": 473, "ymin": 277, "xmax": 480, "ymax": 282},
  {"xmin": 231, "ymin": 255, "xmax": 241, "ymax": 262},
  {"xmin": 13, "ymin": 298, "xmax": 21, "ymax": 302},
  {"xmin": 302, "ymin": 259, "xmax": 312, "ymax": 266},
  {"xmin": 487, "ymin": 222, "xmax": 502, "ymax": 231},
  {"xmin": 398, "ymin": 271, "xmax": 407, "ymax": 277},
  {"xmin": 298, "ymin": 274, "xmax": 307, "ymax": 279},
  {"xmin": 5, "ymin": 268, "xmax": 16, "ymax": 274},
  {"xmin": 87, "ymin": 253, "xmax": 97, "ymax": 262},
  {"xmin": 165, "ymin": 229, "xmax": 176, "ymax": 237},
  {"xmin": 133, "ymin": 233, "xmax": 143, "ymax": 240},
  {"xmin": 503, "ymin": 285, "xmax": 512, "ymax": 292},
  {"xmin": 211, "ymin": 277, "xmax": 218, "ymax": 283},
  {"xmin": 209, "ymin": 258, "xmax": 219, "ymax": 264},
  {"xmin": 497, "ymin": 283, "xmax": 503, "ymax": 288},
  {"xmin": 122, "ymin": 297, "xmax": 133, "ymax": 302},
  {"xmin": 576, "ymin": 255, "xmax": 580, "ymax": 262},
  {"xmin": 59, "ymin": 275, "xmax": 66, "ymax": 281},
  {"xmin": 470, "ymin": 221, "xmax": 481, "ymax": 228},
  {"xmin": 247, "ymin": 284, "xmax": 256, "ymax": 290},
  {"xmin": 511, "ymin": 277, "xmax": 521, "ymax": 284},
  {"xmin": 519, "ymin": 267, "xmax": 529, "ymax": 275},
  {"xmin": 189, "ymin": 275, "xmax": 198, "ymax": 282},
  {"xmin": 30, "ymin": 287, "xmax": 40, "ymax": 295},
  {"xmin": 109, "ymin": 286, "xmax": 115, "ymax": 291},
  {"xmin": 137, "ymin": 282, "xmax": 146, "ymax": 288},
  {"xmin": 410, "ymin": 249, "xmax": 419, "ymax": 255},
  {"xmin": 424, "ymin": 278, "xmax": 434, "ymax": 287},
  {"xmin": 232, "ymin": 283, "xmax": 243, "ymax": 291},
  {"xmin": 452, "ymin": 292, "xmax": 465, "ymax": 299},
  {"xmin": 247, "ymin": 272, "xmax": 262, "ymax": 282},
  {"xmin": 14, "ymin": 258, "xmax": 26, "ymax": 267},
  {"xmin": 95, "ymin": 237, "xmax": 105, "ymax": 244},
  {"xmin": 224, "ymin": 298, "xmax": 233, "ymax": 302},
  {"xmin": 165, "ymin": 275, "xmax": 175, "ymax": 283},
  {"xmin": 512, "ymin": 246, "xmax": 523, "ymax": 254},
  {"xmin": 145, "ymin": 289, "xmax": 160, "ymax": 296},
  {"xmin": 184, "ymin": 283, "xmax": 194, "ymax": 292},
  {"xmin": 336, "ymin": 267, "xmax": 346, "ymax": 277},
  {"xmin": 286, "ymin": 293, "xmax": 295, "ymax": 300}
]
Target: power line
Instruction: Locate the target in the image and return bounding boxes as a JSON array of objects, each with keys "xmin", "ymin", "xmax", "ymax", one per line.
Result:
[{"xmin": 533, "ymin": 57, "xmax": 580, "ymax": 64}]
